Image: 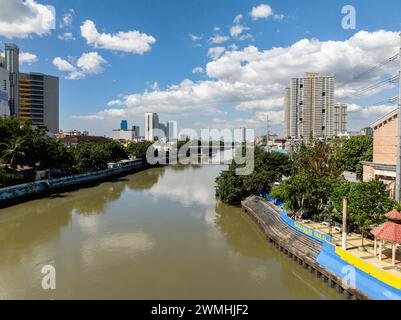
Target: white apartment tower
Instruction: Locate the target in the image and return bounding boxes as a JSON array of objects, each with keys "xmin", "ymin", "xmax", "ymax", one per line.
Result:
[
  {"xmin": 285, "ymin": 72, "xmax": 340, "ymax": 142},
  {"xmin": 0, "ymin": 61, "xmax": 10, "ymax": 117},
  {"xmin": 144, "ymin": 112, "xmax": 159, "ymax": 141}
]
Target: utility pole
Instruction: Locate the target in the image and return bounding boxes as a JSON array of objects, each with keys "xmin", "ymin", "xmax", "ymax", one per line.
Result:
[
  {"xmin": 396, "ymin": 33, "xmax": 401, "ymax": 202},
  {"xmin": 342, "ymin": 197, "xmax": 348, "ymax": 250},
  {"xmin": 266, "ymin": 114, "xmax": 270, "ymax": 152}
]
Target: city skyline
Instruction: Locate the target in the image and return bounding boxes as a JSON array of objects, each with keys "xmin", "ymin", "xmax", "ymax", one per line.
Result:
[{"xmin": 0, "ymin": 1, "xmax": 401, "ymax": 136}]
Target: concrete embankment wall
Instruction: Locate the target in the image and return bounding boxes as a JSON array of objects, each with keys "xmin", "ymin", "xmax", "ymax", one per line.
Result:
[
  {"xmin": 0, "ymin": 161, "xmax": 146, "ymax": 207},
  {"xmin": 244, "ymin": 194, "xmax": 401, "ymax": 300}
]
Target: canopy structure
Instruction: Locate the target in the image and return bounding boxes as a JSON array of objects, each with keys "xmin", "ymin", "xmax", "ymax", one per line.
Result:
[
  {"xmin": 371, "ymin": 210, "xmax": 401, "ymax": 266},
  {"xmin": 385, "ymin": 209, "xmax": 401, "ymax": 221}
]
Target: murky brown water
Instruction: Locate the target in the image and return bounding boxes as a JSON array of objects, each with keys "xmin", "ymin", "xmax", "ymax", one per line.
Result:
[{"xmin": 0, "ymin": 163, "xmax": 343, "ymax": 299}]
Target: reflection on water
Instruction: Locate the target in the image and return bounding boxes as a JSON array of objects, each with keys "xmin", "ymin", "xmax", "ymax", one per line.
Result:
[{"xmin": 0, "ymin": 163, "xmax": 343, "ymax": 300}]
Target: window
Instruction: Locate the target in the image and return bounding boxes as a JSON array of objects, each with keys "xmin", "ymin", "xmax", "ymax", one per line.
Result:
[{"xmin": 322, "ymin": 92, "xmax": 326, "ymax": 96}]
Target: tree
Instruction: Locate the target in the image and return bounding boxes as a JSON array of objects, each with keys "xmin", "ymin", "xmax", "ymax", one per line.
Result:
[
  {"xmin": 271, "ymin": 141, "xmax": 342, "ymax": 217},
  {"xmin": 0, "ymin": 136, "xmax": 26, "ymax": 175},
  {"xmin": 332, "ymin": 180, "xmax": 396, "ymax": 247},
  {"xmin": 215, "ymin": 147, "xmax": 291, "ymax": 205},
  {"xmin": 100, "ymin": 140, "xmax": 128, "ymax": 162},
  {"xmin": 336, "ymin": 136, "xmax": 373, "ymax": 177},
  {"xmin": 215, "ymin": 166, "xmax": 245, "ymax": 205},
  {"xmin": 126, "ymin": 141, "xmax": 154, "ymax": 160}
]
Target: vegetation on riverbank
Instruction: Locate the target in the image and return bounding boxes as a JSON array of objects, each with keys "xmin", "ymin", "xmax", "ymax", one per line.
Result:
[
  {"xmin": 215, "ymin": 146, "xmax": 291, "ymax": 205},
  {"xmin": 0, "ymin": 117, "xmax": 147, "ymax": 187},
  {"xmin": 216, "ymin": 136, "xmax": 397, "ymax": 235}
]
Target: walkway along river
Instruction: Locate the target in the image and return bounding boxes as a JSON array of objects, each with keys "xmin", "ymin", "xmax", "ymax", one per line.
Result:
[{"xmin": 0, "ymin": 164, "xmax": 344, "ymax": 299}]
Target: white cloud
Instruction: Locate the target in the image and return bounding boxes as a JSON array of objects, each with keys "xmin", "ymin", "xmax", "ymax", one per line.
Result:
[
  {"xmin": 53, "ymin": 52, "xmax": 107, "ymax": 80},
  {"xmin": 189, "ymin": 33, "xmax": 202, "ymax": 41},
  {"xmin": 192, "ymin": 66, "xmax": 204, "ymax": 74},
  {"xmin": 80, "ymin": 20, "xmax": 156, "ymax": 54},
  {"xmin": 19, "ymin": 51, "xmax": 38, "ymax": 65},
  {"xmin": 208, "ymin": 47, "xmax": 225, "ymax": 60},
  {"xmin": 273, "ymin": 14, "xmax": 285, "ymax": 21},
  {"xmin": 72, "ymin": 30, "xmax": 400, "ymax": 134},
  {"xmin": 209, "ymin": 35, "xmax": 229, "ymax": 44},
  {"xmin": 250, "ymin": 4, "xmax": 273, "ymax": 20},
  {"xmin": 76, "ymin": 52, "xmax": 107, "ymax": 74},
  {"xmin": 60, "ymin": 8, "xmax": 75, "ymax": 29},
  {"xmin": 233, "ymin": 14, "xmax": 243, "ymax": 24},
  {"xmin": 53, "ymin": 57, "xmax": 76, "ymax": 72},
  {"xmin": 58, "ymin": 32, "xmax": 75, "ymax": 41},
  {"xmin": 228, "ymin": 44, "xmax": 239, "ymax": 51},
  {"xmin": 229, "ymin": 15, "xmax": 252, "ymax": 41},
  {"xmin": 0, "ymin": 0, "xmax": 55, "ymax": 38}
]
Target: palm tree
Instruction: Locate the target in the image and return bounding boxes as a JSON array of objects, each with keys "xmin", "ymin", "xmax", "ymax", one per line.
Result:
[{"xmin": 0, "ymin": 136, "xmax": 26, "ymax": 175}]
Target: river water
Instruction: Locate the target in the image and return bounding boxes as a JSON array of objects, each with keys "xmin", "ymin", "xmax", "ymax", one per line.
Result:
[{"xmin": 0, "ymin": 163, "xmax": 343, "ymax": 299}]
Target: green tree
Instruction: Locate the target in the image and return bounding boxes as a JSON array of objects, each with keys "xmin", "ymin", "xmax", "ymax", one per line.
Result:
[
  {"xmin": 126, "ymin": 141, "xmax": 154, "ymax": 159},
  {"xmin": 0, "ymin": 136, "xmax": 26, "ymax": 175},
  {"xmin": 272, "ymin": 141, "xmax": 342, "ymax": 217},
  {"xmin": 336, "ymin": 136, "xmax": 373, "ymax": 177},
  {"xmin": 215, "ymin": 147, "xmax": 291, "ymax": 205},
  {"xmin": 332, "ymin": 180, "xmax": 395, "ymax": 247},
  {"xmin": 100, "ymin": 140, "xmax": 128, "ymax": 162}
]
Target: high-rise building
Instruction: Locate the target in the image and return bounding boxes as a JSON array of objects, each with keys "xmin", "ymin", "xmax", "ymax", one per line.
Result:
[
  {"xmin": 284, "ymin": 87, "xmax": 291, "ymax": 137},
  {"xmin": 0, "ymin": 64, "xmax": 10, "ymax": 117},
  {"xmin": 159, "ymin": 122, "xmax": 167, "ymax": 138},
  {"xmin": 240, "ymin": 127, "xmax": 246, "ymax": 143},
  {"xmin": 3, "ymin": 44, "xmax": 59, "ymax": 133},
  {"xmin": 167, "ymin": 121, "xmax": 177, "ymax": 140},
  {"xmin": 144, "ymin": 112, "xmax": 159, "ymax": 141},
  {"xmin": 18, "ymin": 72, "xmax": 59, "ymax": 133},
  {"xmin": 334, "ymin": 103, "xmax": 348, "ymax": 135},
  {"xmin": 285, "ymin": 72, "xmax": 335, "ymax": 142},
  {"xmin": 5, "ymin": 43, "xmax": 19, "ymax": 116},
  {"xmin": 120, "ymin": 120, "xmax": 128, "ymax": 131},
  {"xmin": 132, "ymin": 125, "xmax": 140, "ymax": 137}
]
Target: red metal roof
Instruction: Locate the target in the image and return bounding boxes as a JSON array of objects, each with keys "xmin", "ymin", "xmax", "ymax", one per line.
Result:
[
  {"xmin": 385, "ymin": 209, "xmax": 401, "ymax": 221},
  {"xmin": 371, "ymin": 221, "xmax": 401, "ymax": 243}
]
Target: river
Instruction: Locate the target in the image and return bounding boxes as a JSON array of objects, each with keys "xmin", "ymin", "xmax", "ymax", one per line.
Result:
[{"xmin": 0, "ymin": 162, "xmax": 343, "ymax": 299}]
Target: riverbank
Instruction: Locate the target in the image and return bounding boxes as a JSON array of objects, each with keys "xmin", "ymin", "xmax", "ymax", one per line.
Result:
[
  {"xmin": 242, "ymin": 195, "xmax": 401, "ymax": 300},
  {"xmin": 0, "ymin": 159, "xmax": 148, "ymax": 209}
]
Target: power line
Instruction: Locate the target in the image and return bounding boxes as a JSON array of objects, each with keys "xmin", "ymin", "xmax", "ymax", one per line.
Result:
[
  {"xmin": 344, "ymin": 74, "xmax": 399, "ymax": 100},
  {"xmin": 340, "ymin": 53, "xmax": 399, "ymax": 87}
]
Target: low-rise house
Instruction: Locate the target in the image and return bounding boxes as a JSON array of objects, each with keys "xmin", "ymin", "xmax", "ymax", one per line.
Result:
[
  {"xmin": 59, "ymin": 135, "xmax": 110, "ymax": 147},
  {"xmin": 362, "ymin": 108, "xmax": 397, "ymax": 198}
]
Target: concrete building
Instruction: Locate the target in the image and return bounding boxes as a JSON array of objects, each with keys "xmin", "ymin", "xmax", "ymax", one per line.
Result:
[
  {"xmin": 284, "ymin": 87, "xmax": 291, "ymax": 137},
  {"xmin": 240, "ymin": 127, "xmax": 246, "ymax": 143},
  {"xmin": 18, "ymin": 72, "xmax": 59, "ymax": 133},
  {"xmin": 334, "ymin": 103, "xmax": 347, "ymax": 135},
  {"xmin": 5, "ymin": 43, "xmax": 19, "ymax": 116},
  {"xmin": 167, "ymin": 121, "xmax": 177, "ymax": 141},
  {"xmin": 132, "ymin": 125, "xmax": 140, "ymax": 137},
  {"xmin": 284, "ymin": 72, "xmax": 336, "ymax": 142},
  {"xmin": 3, "ymin": 44, "xmax": 59, "ymax": 133},
  {"xmin": 362, "ymin": 108, "xmax": 398, "ymax": 199},
  {"xmin": 159, "ymin": 122, "xmax": 167, "ymax": 139},
  {"xmin": 0, "ymin": 64, "xmax": 10, "ymax": 117},
  {"xmin": 360, "ymin": 127, "xmax": 373, "ymax": 136},
  {"xmin": 144, "ymin": 112, "xmax": 159, "ymax": 141}
]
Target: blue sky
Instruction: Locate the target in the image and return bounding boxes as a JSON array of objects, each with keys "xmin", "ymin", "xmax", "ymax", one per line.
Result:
[{"xmin": 1, "ymin": 0, "xmax": 401, "ymax": 136}]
